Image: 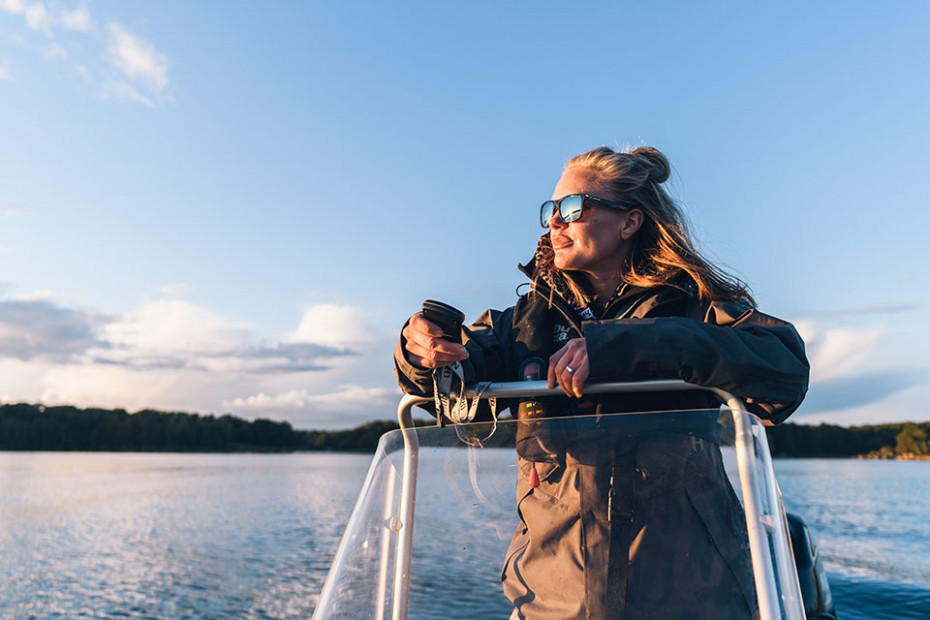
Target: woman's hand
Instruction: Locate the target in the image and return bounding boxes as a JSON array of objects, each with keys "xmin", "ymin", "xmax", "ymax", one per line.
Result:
[
  {"xmin": 402, "ymin": 312, "xmax": 469, "ymax": 369},
  {"xmin": 548, "ymin": 338, "xmax": 589, "ymax": 398}
]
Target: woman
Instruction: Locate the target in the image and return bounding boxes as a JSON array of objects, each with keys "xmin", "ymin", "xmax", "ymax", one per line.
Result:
[{"xmin": 394, "ymin": 146, "xmax": 809, "ymax": 619}]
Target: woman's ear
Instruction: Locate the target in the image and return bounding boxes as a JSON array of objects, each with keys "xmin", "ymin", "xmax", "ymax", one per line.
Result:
[{"xmin": 620, "ymin": 209, "xmax": 644, "ymax": 240}]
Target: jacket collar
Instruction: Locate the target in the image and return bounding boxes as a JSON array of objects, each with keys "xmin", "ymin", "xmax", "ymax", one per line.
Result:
[{"xmin": 519, "ymin": 234, "xmax": 696, "ymax": 322}]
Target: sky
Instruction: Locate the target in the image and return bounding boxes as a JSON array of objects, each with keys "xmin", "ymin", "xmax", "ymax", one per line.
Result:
[{"xmin": 1, "ymin": 2, "xmax": 928, "ymax": 429}]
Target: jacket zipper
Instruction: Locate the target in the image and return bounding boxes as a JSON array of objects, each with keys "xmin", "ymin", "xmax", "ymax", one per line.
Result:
[{"xmin": 603, "ymin": 284, "xmax": 639, "ymax": 320}]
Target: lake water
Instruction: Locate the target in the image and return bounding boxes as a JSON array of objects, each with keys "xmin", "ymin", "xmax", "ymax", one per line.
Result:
[{"xmin": 0, "ymin": 452, "xmax": 928, "ymax": 619}]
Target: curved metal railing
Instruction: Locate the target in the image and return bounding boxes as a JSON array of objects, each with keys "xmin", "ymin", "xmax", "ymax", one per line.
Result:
[{"xmin": 315, "ymin": 379, "xmax": 805, "ymax": 620}]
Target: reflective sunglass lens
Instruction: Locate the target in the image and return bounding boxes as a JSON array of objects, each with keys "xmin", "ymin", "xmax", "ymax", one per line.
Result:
[
  {"xmin": 560, "ymin": 195, "xmax": 584, "ymax": 223},
  {"xmin": 540, "ymin": 201, "xmax": 557, "ymax": 227}
]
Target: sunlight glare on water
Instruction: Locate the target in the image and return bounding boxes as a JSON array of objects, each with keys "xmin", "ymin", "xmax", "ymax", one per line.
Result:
[
  {"xmin": 0, "ymin": 452, "xmax": 370, "ymax": 620},
  {"xmin": 1, "ymin": 452, "xmax": 928, "ymax": 619}
]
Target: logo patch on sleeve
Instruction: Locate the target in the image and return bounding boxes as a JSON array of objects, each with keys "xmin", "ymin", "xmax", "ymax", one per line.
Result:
[{"xmin": 553, "ymin": 323, "xmax": 572, "ymax": 343}]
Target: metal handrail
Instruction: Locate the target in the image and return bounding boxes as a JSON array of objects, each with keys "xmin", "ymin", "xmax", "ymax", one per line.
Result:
[{"xmin": 388, "ymin": 379, "xmax": 805, "ymax": 620}]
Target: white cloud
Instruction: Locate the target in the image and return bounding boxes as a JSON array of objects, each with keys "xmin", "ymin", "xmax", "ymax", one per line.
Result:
[
  {"xmin": 794, "ymin": 382, "xmax": 930, "ymax": 426},
  {"xmin": 1, "ymin": 0, "xmax": 52, "ymax": 33},
  {"xmin": 160, "ymin": 283, "xmax": 194, "ymax": 297},
  {"xmin": 16, "ymin": 289, "xmax": 55, "ymax": 301},
  {"xmin": 0, "ymin": 62, "xmax": 10, "ymax": 80},
  {"xmin": 0, "ymin": 0, "xmax": 25, "ymax": 13},
  {"xmin": 225, "ymin": 385, "xmax": 397, "ymax": 412},
  {"xmin": 0, "ymin": 297, "xmax": 107, "ymax": 362},
  {"xmin": 102, "ymin": 299, "xmax": 251, "ymax": 356},
  {"xmin": 97, "ymin": 78, "xmax": 154, "ymax": 107},
  {"xmin": 222, "ymin": 384, "xmax": 402, "ymax": 429},
  {"xmin": 790, "ymin": 311, "xmax": 930, "ymax": 424},
  {"xmin": 36, "ymin": 362, "xmax": 184, "ymax": 412},
  {"xmin": 288, "ymin": 304, "xmax": 380, "ymax": 348},
  {"xmin": 2, "ymin": 293, "xmax": 923, "ymax": 430},
  {"xmin": 0, "ymin": 296, "xmax": 351, "ymax": 373},
  {"xmin": 60, "ymin": 4, "xmax": 90, "ymax": 30},
  {"xmin": 794, "ymin": 319, "xmax": 885, "ymax": 384},
  {"xmin": 44, "ymin": 42, "xmax": 67, "ymax": 60},
  {"xmin": 225, "ymin": 390, "xmax": 310, "ymax": 410},
  {"xmin": 88, "ymin": 299, "xmax": 353, "ymax": 375},
  {"xmin": 1, "ymin": 3, "xmax": 170, "ymax": 107},
  {"xmin": 106, "ymin": 22, "xmax": 168, "ymax": 91},
  {"xmin": 0, "ymin": 296, "xmax": 400, "ymax": 427},
  {"xmin": 24, "ymin": 2, "xmax": 48, "ymax": 31}
]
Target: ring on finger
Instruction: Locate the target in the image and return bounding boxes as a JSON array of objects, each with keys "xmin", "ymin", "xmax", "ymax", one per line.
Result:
[{"xmin": 565, "ymin": 365, "xmax": 575, "ymax": 374}]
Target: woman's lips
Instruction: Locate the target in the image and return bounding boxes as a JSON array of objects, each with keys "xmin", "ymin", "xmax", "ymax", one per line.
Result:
[{"xmin": 551, "ymin": 236, "xmax": 573, "ymax": 250}]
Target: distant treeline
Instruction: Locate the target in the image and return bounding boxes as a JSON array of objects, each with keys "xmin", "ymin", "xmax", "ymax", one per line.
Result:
[
  {"xmin": 1, "ymin": 402, "xmax": 927, "ymax": 457},
  {"xmin": 0, "ymin": 403, "xmax": 402, "ymax": 453},
  {"xmin": 766, "ymin": 421, "xmax": 930, "ymax": 459}
]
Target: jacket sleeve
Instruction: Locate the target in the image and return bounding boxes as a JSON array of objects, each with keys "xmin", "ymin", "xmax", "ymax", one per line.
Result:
[
  {"xmin": 393, "ymin": 307, "xmax": 515, "ymax": 398},
  {"xmin": 583, "ymin": 301, "xmax": 809, "ymax": 424}
]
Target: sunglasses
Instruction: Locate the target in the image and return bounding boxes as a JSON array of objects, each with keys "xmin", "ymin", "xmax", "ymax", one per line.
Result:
[{"xmin": 539, "ymin": 193, "xmax": 630, "ymax": 228}]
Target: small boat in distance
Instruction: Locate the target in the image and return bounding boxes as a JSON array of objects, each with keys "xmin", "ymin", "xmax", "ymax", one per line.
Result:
[{"xmin": 313, "ymin": 380, "xmax": 836, "ymax": 620}]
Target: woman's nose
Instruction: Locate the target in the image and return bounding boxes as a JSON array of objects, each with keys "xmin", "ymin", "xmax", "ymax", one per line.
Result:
[{"xmin": 549, "ymin": 213, "xmax": 567, "ymax": 229}]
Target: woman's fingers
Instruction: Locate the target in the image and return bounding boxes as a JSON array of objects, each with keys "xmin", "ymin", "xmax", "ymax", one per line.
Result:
[
  {"xmin": 402, "ymin": 313, "xmax": 468, "ymax": 369},
  {"xmin": 548, "ymin": 343, "xmax": 575, "ymax": 394},
  {"xmin": 405, "ymin": 340, "xmax": 468, "ymax": 368},
  {"xmin": 569, "ymin": 361, "xmax": 589, "ymax": 398},
  {"xmin": 547, "ymin": 346, "xmax": 566, "ymax": 389},
  {"xmin": 546, "ymin": 345, "xmax": 568, "ymax": 390},
  {"xmin": 548, "ymin": 338, "xmax": 589, "ymax": 398}
]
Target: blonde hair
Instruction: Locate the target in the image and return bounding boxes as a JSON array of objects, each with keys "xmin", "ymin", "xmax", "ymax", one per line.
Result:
[{"xmin": 558, "ymin": 145, "xmax": 754, "ymax": 305}]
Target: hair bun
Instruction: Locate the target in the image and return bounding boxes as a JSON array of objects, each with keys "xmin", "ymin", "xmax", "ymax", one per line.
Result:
[{"xmin": 629, "ymin": 146, "xmax": 671, "ymax": 184}]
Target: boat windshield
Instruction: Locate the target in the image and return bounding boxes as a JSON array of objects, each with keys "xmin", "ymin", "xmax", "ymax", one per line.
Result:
[{"xmin": 315, "ymin": 405, "xmax": 803, "ymax": 620}]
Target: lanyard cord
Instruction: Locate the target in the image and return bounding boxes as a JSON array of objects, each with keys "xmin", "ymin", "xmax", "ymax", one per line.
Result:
[{"xmin": 432, "ymin": 363, "xmax": 498, "ymax": 446}]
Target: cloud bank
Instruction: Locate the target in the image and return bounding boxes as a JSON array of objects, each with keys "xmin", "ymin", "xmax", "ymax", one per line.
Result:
[
  {"xmin": 0, "ymin": 294, "xmax": 399, "ymax": 429},
  {"xmin": 2, "ymin": 294, "xmax": 924, "ymax": 429},
  {"xmin": 791, "ymin": 305, "xmax": 928, "ymax": 425},
  {"xmin": 0, "ymin": 298, "xmax": 107, "ymax": 362}
]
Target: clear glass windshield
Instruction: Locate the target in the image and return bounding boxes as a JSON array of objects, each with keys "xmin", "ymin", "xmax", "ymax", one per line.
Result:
[{"xmin": 314, "ymin": 408, "xmax": 803, "ymax": 620}]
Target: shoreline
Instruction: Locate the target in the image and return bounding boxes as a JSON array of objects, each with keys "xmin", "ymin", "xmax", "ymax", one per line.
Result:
[{"xmin": 857, "ymin": 453, "xmax": 930, "ymax": 461}]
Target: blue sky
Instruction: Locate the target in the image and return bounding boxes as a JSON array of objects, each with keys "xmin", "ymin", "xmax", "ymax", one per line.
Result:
[{"xmin": 2, "ymin": 2, "xmax": 928, "ymax": 428}]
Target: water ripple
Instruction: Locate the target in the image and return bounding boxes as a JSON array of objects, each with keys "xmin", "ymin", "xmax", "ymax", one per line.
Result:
[{"xmin": 1, "ymin": 453, "xmax": 927, "ymax": 618}]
